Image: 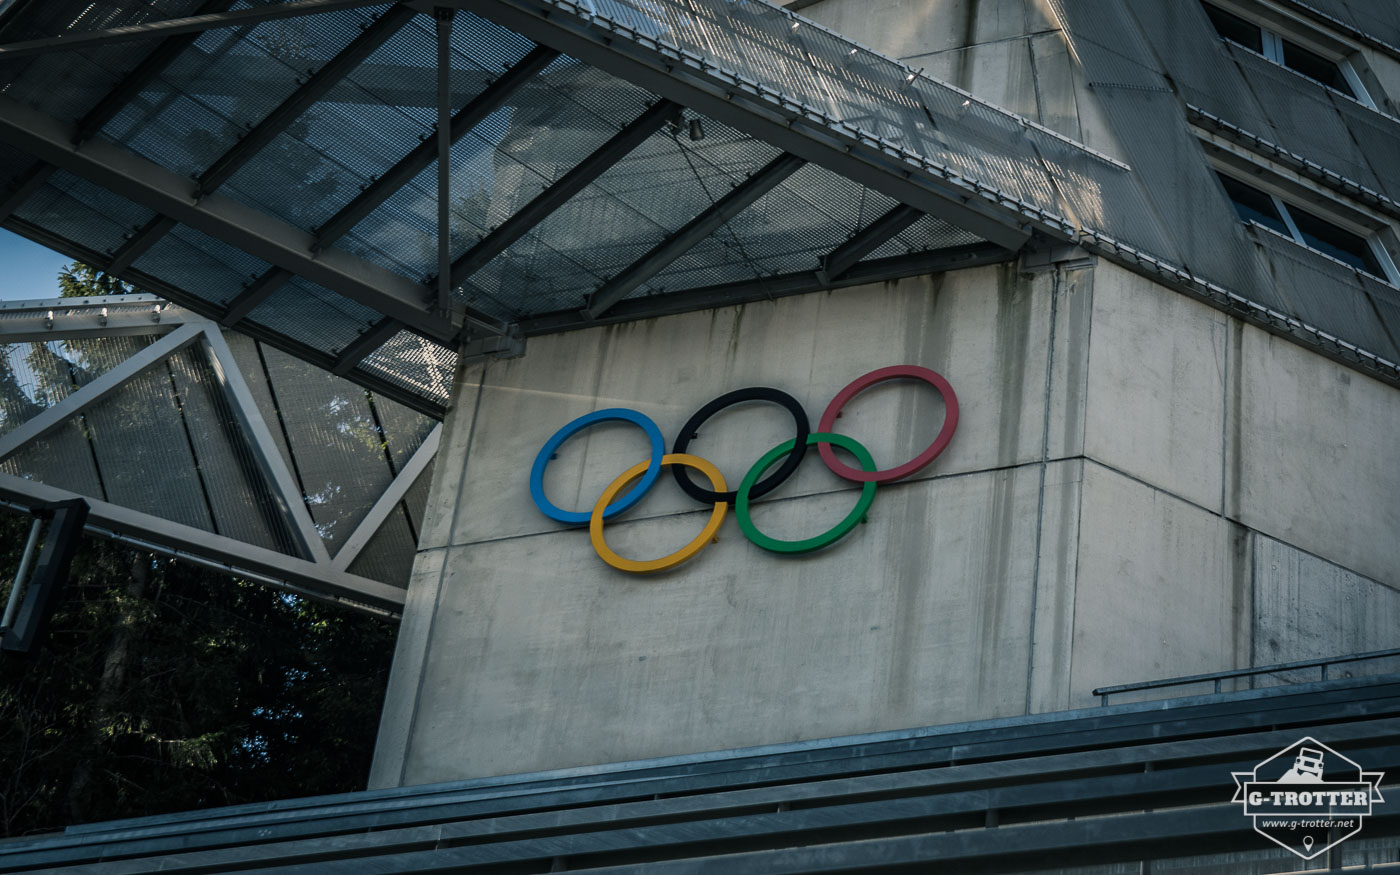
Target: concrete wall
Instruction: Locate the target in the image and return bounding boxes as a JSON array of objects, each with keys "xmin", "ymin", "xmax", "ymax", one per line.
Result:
[{"xmin": 370, "ymin": 256, "xmax": 1400, "ymax": 788}]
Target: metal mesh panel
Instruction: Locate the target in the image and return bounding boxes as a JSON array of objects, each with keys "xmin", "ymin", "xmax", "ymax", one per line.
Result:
[
  {"xmin": 14, "ymin": 171, "xmax": 157, "ymax": 259},
  {"xmin": 1249, "ymin": 225, "xmax": 1400, "ymax": 360},
  {"xmin": 0, "ymin": 418, "xmax": 104, "ymax": 498},
  {"xmin": 1128, "ymin": 0, "xmax": 1276, "ymax": 140},
  {"xmin": 166, "ymin": 343, "xmax": 298, "ymax": 554},
  {"xmin": 402, "ymin": 457, "xmax": 432, "ymax": 535},
  {"xmin": 222, "ymin": 12, "xmax": 538, "ymax": 233},
  {"xmin": 1226, "ymin": 46, "xmax": 1380, "ymax": 193},
  {"xmin": 244, "ymin": 275, "xmax": 378, "ymax": 356},
  {"xmin": 220, "ymin": 332, "xmax": 296, "ymax": 479},
  {"xmin": 132, "ymin": 224, "xmax": 274, "ymax": 308},
  {"xmin": 337, "ymin": 55, "xmax": 654, "ymax": 285},
  {"xmin": 863, "ymin": 214, "xmax": 985, "ymax": 262},
  {"xmin": 1357, "ymin": 274, "xmax": 1400, "ymax": 360},
  {"xmin": 0, "ymin": 141, "xmax": 35, "ymax": 192},
  {"xmin": 257, "ymin": 345, "xmax": 394, "ymax": 551},
  {"xmin": 358, "ymin": 331, "xmax": 456, "ymax": 406},
  {"xmin": 344, "ymin": 503, "xmax": 415, "ymax": 586},
  {"xmin": 82, "ymin": 355, "xmax": 214, "ymax": 531},
  {"xmin": 97, "ymin": 4, "xmax": 390, "ymax": 179},
  {"xmin": 1325, "ymin": 94, "xmax": 1400, "ymax": 203},
  {"xmin": 370, "ymin": 393, "xmax": 435, "ymax": 472},
  {"xmin": 0, "ymin": 334, "xmax": 152, "ymax": 438}
]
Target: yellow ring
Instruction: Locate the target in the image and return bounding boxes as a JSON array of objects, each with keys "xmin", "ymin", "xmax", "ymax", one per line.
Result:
[{"xmin": 589, "ymin": 453, "xmax": 727, "ymax": 573}]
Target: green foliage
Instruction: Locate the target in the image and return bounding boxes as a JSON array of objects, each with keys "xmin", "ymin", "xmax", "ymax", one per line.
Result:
[
  {"xmin": 0, "ymin": 513, "xmax": 396, "ymax": 836},
  {"xmin": 0, "ymin": 261, "xmax": 398, "ymax": 837}
]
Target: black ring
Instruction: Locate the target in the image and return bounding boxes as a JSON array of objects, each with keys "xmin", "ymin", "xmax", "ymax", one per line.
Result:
[{"xmin": 671, "ymin": 387, "xmax": 810, "ymax": 504}]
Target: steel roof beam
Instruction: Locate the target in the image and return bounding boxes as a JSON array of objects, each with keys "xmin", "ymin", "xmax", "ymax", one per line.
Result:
[
  {"xmin": 457, "ymin": 0, "xmax": 1032, "ymax": 253},
  {"xmin": 332, "ymin": 317, "xmax": 401, "ymax": 375},
  {"xmin": 220, "ymin": 267, "xmax": 293, "ymax": 327},
  {"xmin": 314, "ymin": 44, "xmax": 561, "ymax": 248},
  {"xmin": 71, "ymin": 0, "xmax": 239, "ymax": 146},
  {"xmin": 0, "ymin": 94, "xmax": 460, "ymax": 344},
  {"xmin": 0, "ymin": 162, "xmax": 52, "ymax": 222},
  {"xmin": 525, "ymin": 242, "xmax": 1013, "ymax": 335},
  {"xmin": 817, "ymin": 203, "xmax": 924, "ymax": 283},
  {"xmin": 105, "ymin": 5, "xmax": 416, "ymax": 273},
  {"xmin": 585, "ymin": 152, "xmax": 806, "ymax": 319},
  {"xmin": 448, "ymin": 98, "xmax": 680, "ymax": 289},
  {"xmin": 0, "ymin": 0, "xmax": 397, "ymax": 61}
]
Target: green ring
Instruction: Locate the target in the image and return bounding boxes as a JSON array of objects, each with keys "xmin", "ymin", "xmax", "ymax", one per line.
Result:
[{"xmin": 735, "ymin": 432, "xmax": 878, "ymax": 554}]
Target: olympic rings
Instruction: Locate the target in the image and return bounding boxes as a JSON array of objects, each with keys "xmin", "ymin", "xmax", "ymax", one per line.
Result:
[
  {"xmin": 671, "ymin": 386, "xmax": 809, "ymax": 504},
  {"xmin": 529, "ymin": 408, "xmax": 666, "ymax": 525},
  {"xmin": 590, "ymin": 454, "xmax": 728, "ymax": 573},
  {"xmin": 735, "ymin": 433, "xmax": 877, "ymax": 554},
  {"xmin": 528, "ymin": 365, "xmax": 959, "ymax": 572},
  {"xmin": 817, "ymin": 365, "xmax": 959, "ymax": 484}
]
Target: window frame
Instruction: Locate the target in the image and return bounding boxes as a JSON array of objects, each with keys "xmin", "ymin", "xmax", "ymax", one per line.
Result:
[
  {"xmin": 1204, "ymin": 143, "xmax": 1400, "ymax": 285},
  {"xmin": 1201, "ymin": 0, "xmax": 1379, "ymax": 109}
]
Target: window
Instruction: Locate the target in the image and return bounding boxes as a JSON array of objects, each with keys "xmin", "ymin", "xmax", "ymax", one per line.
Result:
[
  {"xmin": 1201, "ymin": 2, "xmax": 1374, "ymax": 106},
  {"xmin": 1216, "ymin": 171, "xmax": 1400, "ymax": 283}
]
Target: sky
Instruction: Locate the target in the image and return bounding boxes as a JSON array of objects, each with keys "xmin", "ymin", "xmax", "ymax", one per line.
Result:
[{"xmin": 0, "ymin": 228, "xmax": 76, "ymax": 302}]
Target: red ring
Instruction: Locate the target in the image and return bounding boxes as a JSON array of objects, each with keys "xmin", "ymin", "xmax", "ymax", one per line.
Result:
[{"xmin": 816, "ymin": 365, "xmax": 959, "ymax": 484}]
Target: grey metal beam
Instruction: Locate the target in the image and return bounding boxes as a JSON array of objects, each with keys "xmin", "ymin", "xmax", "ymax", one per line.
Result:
[
  {"xmin": 0, "ymin": 0, "xmax": 396, "ymax": 61},
  {"xmin": 331, "ymin": 317, "xmax": 401, "ymax": 376},
  {"xmin": 435, "ymin": 7, "xmax": 454, "ymax": 314},
  {"xmin": 0, "ymin": 323, "xmax": 204, "ymax": 462},
  {"xmin": 0, "ymin": 297, "xmax": 197, "ymax": 343},
  {"xmin": 106, "ymin": 5, "xmax": 416, "ymax": 272},
  {"xmin": 197, "ymin": 4, "xmax": 417, "ymax": 195},
  {"xmin": 448, "ymin": 99, "xmax": 679, "ymax": 288},
  {"xmin": 106, "ymin": 216, "xmax": 176, "ymax": 273},
  {"xmin": 71, "ymin": 0, "xmax": 239, "ymax": 146},
  {"xmin": 332, "ymin": 423, "xmax": 440, "ymax": 572},
  {"xmin": 220, "ymin": 267, "xmax": 293, "ymax": 327},
  {"xmin": 817, "ymin": 203, "xmax": 924, "ymax": 283},
  {"xmin": 454, "ymin": 0, "xmax": 1033, "ymax": 252},
  {"xmin": 0, "ymin": 162, "xmax": 52, "ymax": 222},
  {"xmin": 523, "ymin": 242, "xmax": 1012, "ymax": 335},
  {"xmin": 313, "ymin": 44, "xmax": 561, "ymax": 248},
  {"xmin": 200, "ymin": 328, "xmax": 332, "ymax": 565},
  {"xmin": 0, "ymin": 473, "xmax": 405, "ymax": 611},
  {"xmin": 585, "ymin": 153, "xmax": 806, "ymax": 318},
  {"xmin": 0, "ymin": 94, "xmax": 460, "ymax": 344}
]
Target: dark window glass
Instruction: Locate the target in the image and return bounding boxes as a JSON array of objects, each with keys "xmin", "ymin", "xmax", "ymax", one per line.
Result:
[
  {"xmin": 1202, "ymin": 3, "xmax": 1263, "ymax": 52},
  {"xmin": 1217, "ymin": 172, "xmax": 1290, "ymax": 236},
  {"xmin": 1289, "ymin": 205, "xmax": 1385, "ymax": 276},
  {"xmin": 1281, "ymin": 39, "xmax": 1353, "ymax": 94}
]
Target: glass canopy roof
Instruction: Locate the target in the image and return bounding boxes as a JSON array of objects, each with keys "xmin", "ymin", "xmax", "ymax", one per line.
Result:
[{"xmin": 0, "ymin": 0, "xmax": 1139, "ymax": 415}]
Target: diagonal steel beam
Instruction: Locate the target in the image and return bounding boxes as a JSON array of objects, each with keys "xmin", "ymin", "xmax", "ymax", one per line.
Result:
[
  {"xmin": 817, "ymin": 203, "xmax": 924, "ymax": 284},
  {"xmin": 585, "ymin": 152, "xmax": 806, "ymax": 319},
  {"xmin": 0, "ymin": 162, "xmax": 53, "ymax": 222},
  {"xmin": 197, "ymin": 4, "xmax": 417, "ymax": 196},
  {"xmin": 331, "ymin": 423, "xmax": 440, "ymax": 572},
  {"xmin": 313, "ymin": 44, "xmax": 560, "ymax": 248},
  {"xmin": 448, "ymin": 99, "xmax": 679, "ymax": 288},
  {"xmin": 71, "ymin": 0, "xmax": 239, "ymax": 146},
  {"xmin": 220, "ymin": 43, "xmax": 560, "ymax": 332},
  {"xmin": 0, "ymin": 0, "xmax": 396, "ymax": 61},
  {"xmin": 220, "ymin": 268, "xmax": 293, "ymax": 327},
  {"xmin": 332, "ymin": 317, "xmax": 401, "ymax": 375},
  {"xmin": 200, "ymin": 327, "xmax": 331, "ymax": 565},
  {"xmin": 0, "ymin": 322, "xmax": 204, "ymax": 462},
  {"xmin": 107, "ymin": 5, "xmax": 417, "ymax": 272},
  {"xmin": 0, "ymin": 94, "xmax": 461, "ymax": 344}
]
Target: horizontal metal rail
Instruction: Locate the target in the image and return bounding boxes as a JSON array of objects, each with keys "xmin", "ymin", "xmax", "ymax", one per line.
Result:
[{"xmin": 1094, "ymin": 646, "xmax": 1400, "ymax": 704}]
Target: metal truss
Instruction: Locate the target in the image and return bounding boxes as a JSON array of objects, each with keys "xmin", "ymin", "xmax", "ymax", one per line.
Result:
[{"xmin": 0, "ymin": 297, "xmax": 435, "ymax": 612}]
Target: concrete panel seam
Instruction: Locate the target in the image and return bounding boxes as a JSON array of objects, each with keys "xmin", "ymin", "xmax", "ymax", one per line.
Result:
[{"xmin": 1025, "ymin": 264, "xmax": 1063, "ymax": 713}]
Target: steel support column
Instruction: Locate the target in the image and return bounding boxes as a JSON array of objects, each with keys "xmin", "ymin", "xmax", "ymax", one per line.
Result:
[{"xmin": 585, "ymin": 152, "xmax": 806, "ymax": 318}]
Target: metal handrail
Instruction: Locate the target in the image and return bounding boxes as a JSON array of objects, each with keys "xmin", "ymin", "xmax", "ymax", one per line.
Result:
[{"xmin": 1093, "ymin": 647, "xmax": 1400, "ymax": 705}]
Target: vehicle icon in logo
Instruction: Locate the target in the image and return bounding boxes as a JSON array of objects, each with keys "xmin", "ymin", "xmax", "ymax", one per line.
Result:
[{"xmin": 1232, "ymin": 737, "xmax": 1384, "ymax": 859}]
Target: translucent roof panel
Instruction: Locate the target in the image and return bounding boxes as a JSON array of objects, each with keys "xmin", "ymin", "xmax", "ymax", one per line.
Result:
[
  {"xmin": 14, "ymin": 171, "xmax": 158, "ymax": 258},
  {"xmin": 220, "ymin": 11, "xmax": 538, "ymax": 233},
  {"xmin": 97, "ymin": 3, "xmax": 391, "ymax": 180}
]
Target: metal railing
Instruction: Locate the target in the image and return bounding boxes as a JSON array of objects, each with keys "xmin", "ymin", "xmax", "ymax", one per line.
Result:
[{"xmin": 1093, "ymin": 647, "xmax": 1400, "ymax": 705}]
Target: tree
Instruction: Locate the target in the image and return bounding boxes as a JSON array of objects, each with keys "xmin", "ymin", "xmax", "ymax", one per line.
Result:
[{"xmin": 0, "ymin": 263, "xmax": 398, "ymax": 837}]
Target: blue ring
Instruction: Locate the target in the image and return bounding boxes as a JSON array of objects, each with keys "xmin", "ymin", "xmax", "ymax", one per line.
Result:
[{"xmin": 529, "ymin": 408, "xmax": 666, "ymax": 526}]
